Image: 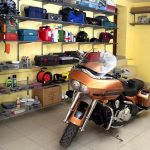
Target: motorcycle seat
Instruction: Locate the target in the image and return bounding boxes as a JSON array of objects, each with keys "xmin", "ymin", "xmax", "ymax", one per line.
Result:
[{"xmin": 123, "ymin": 79, "xmax": 144, "ymax": 96}]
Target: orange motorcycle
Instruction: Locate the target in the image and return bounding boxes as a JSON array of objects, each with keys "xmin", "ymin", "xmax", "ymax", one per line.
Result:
[{"xmin": 60, "ymin": 51, "xmax": 150, "ymax": 147}]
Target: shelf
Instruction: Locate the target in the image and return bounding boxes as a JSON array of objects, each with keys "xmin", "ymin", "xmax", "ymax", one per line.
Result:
[
  {"xmin": 0, "ymin": 105, "xmax": 42, "ymax": 121},
  {"xmin": 130, "ymin": 11, "xmax": 150, "ymax": 15},
  {"xmin": 130, "ymin": 23, "xmax": 150, "ymax": 26},
  {"xmin": 33, "ymin": 0, "xmax": 117, "ymax": 16},
  {"xmin": 0, "ymin": 102, "xmax": 62, "ymax": 121},
  {"xmin": 17, "ymin": 16, "xmax": 116, "ymax": 30},
  {"xmin": 2, "ymin": 41, "xmax": 117, "ymax": 45},
  {"xmin": 0, "ymin": 64, "xmax": 73, "ymax": 75},
  {"xmin": 0, "ymin": 14, "xmax": 117, "ymax": 30}
]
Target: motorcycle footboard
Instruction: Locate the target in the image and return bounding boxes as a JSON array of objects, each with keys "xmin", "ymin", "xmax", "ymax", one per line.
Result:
[{"xmin": 69, "ymin": 101, "xmax": 90, "ymax": 127}]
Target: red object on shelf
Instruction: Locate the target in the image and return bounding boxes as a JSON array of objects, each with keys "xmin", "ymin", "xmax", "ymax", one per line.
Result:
[
  {"xmin": 86, "ymin": 52, "xmax": 100, "ymax": 62},
  {"xmin": 38, "ymin": 26, "xmax": 52, "ymax": 42},
  {"xmin": 0, "ymin": 33, "xmax": 18, "ymax": 41}
]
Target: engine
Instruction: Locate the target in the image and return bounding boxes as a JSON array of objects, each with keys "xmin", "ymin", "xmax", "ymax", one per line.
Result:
[
  {"xmin": 114, "ymin": 106, "xmax": 132, "ymax": 122},
  {"xmin": 111, "ymin": 100, "xmax": 139, "ymax": 123}
]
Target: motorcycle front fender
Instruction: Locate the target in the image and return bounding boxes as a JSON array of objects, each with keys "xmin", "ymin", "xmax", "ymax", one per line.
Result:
[{"xmin": 69, "ymin": 101, "xmax": 90, "ymax": 127}]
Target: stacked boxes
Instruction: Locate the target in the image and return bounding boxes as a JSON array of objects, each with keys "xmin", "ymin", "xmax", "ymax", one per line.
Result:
[{"xmin": 0, "ymin": 18, "xmax": 18, "ymax": 41}]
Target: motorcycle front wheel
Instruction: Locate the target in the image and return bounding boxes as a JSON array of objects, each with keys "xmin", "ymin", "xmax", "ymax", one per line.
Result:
[{"xmin": 60, "ymin": 122, "xmax": 79, "ymax": 147}]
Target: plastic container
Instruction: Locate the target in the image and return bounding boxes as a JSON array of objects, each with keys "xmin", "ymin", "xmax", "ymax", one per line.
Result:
[
  {"xmin": 39, "ymin": 26, "xmax": 52, "ymax": 42},
  {"xmin": 24, "ymin": 6, "xmax": 47, "ymax": 19}
]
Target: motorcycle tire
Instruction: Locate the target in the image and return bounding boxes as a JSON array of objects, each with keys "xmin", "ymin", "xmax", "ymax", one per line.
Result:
[{"xmin": 60, "ymin": 122, "xmax": 79, "ymax": 147}]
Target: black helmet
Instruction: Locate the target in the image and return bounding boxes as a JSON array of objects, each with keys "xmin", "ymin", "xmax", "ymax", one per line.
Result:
[
  {"xmin": 90, "ymin": 38, "xmax": 99, "ymax": 43},
  {"xmin": 76, "ymin": 31, "xmax": 89, "ymax": 42},
  {"xmin": 95, "ymin": 16, "xmax": 109, "ymax": 26}
]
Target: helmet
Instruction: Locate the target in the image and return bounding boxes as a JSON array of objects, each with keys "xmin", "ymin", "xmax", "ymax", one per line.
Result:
[
  {"xmin": 90, "ymin": 38, "xmax": 100, "ymax": 43},
  {"xmin": 76, "ymin": 31, "xmax": 89, "ymax": 42}
]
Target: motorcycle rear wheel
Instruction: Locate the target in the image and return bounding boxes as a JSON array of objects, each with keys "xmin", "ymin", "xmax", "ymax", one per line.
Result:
[{"xmin": 60, "ymin": 122, "xmax": 79, "ymax": 147}]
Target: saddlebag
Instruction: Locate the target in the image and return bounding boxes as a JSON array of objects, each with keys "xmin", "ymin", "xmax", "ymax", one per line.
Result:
[{"xmin": 138, "ymin": 90, "xmax": 150, "ymax": 108}]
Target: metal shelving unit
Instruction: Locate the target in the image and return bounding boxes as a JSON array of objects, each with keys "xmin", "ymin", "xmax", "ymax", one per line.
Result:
[{"xmin": 0, "ymin": 0, "xmax": 117, "ymax": 121}]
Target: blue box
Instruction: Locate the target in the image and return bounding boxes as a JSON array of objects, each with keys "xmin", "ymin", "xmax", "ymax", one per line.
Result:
[
  {"xmin": 18, "ymin": 29, "xmax": 38, "ymax": 36},
  {"xmin": 76, "ymin": 1, "xmax": 97, "ymax": 9},
  {"xmin": 24, "ymin": 6, "xmax": 47, "ymax": 19},
  {"xmin": 19, "ymin": 35, "xmax": 38, "ymax": 41}
]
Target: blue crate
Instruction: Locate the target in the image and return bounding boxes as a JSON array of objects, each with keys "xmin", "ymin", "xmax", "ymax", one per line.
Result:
[
  {"xmin": 19, "ymin": 35, "xmax": 38, "ymax": 42},
  {"xmin": 18, "ymin": 29, "xmax": 38, "ymax": 36}
]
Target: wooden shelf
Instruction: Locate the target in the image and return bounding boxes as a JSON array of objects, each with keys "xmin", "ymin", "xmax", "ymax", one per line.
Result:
[{"xmin": 130, "ymin": 23, "xmax": 150, "ymax": 25}]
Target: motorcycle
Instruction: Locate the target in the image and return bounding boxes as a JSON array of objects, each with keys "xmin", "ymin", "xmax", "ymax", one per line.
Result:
[{"xmin": 60, "ymin": 50, "xmax": 150, "ymax": 147}]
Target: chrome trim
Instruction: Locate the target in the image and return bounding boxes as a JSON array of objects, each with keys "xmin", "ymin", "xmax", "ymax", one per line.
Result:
[
  {"xmin": 102, "ymin": 103, "xmax": 114, "ymax": 130},
  {"xmin": 80, "ymin": 100, "xmax": 98, "ymax": 132},
  {"xmin": 64, "ymin": 92, "xmax": 81, "ymax": 123}
]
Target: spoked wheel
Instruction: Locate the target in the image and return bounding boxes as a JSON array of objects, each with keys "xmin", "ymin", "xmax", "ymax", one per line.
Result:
[{"xmin": 60, "ymin": 123, "xmax": 79, "ymax": 148}]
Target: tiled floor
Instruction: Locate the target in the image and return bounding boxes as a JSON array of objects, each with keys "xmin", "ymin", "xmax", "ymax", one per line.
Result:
[{"xmin": 0, "ymin": 102, "xmax": 150, "ymax": 150}]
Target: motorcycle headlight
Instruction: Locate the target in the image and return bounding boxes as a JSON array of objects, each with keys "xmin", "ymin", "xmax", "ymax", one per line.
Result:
[
  {"xmin": 80, "ymin": 84, "xmax": 89, "ymax": 94},
  {"xmin": 71, "ymin": 80, "xmax": 80, "ymax": 90}
]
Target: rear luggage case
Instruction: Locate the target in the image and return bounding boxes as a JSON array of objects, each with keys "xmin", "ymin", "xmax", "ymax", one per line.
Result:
[{"xmin": 138, "ymin": 90, "xmax": 150, "ymax": 108}]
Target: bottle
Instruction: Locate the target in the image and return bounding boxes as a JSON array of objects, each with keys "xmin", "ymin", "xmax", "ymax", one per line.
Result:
[
  {"xmin": 52, "ymin": 26, "xmax": 59, "ymax": 42},
  {"xmin": 6, "ymin": 77, "xmax": 12, "ymax": 88},
  {"xmin": 12, "ymin": 75, "xmax": 17, "ymax": 87},
  {"xmin": 16, "ymin": 97, "xmax": 20, "ymax": 109}
]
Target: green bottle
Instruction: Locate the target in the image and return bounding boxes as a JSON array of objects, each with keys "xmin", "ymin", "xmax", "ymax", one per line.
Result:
[{"xmin": 6, "ymin": 77, "xmax": 12, "ymax": 88}]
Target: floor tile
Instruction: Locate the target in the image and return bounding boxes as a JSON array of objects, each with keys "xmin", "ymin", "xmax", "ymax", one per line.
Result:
[
  {"xmin": 126, "ymin": 135, "xmax": 150, "ymax": 150},
  {"xmin": 0, "ymin": 102, "xmax": 150, "ymax": 150},
  {"xmin": 27, "ymin": 127, "xmax": 58, "ymax": 145},
  {"xmin": 0, "ymin": 137, "xmax": 37, "ymax": 150},
  {"xmin": 0, "ymin": 125, "xmax": 25, "ymax": 146},
  {"xmin": 32, "ymin": 146, "xmax": 48, "ymax": 150},
  {"xmin": 43, "ymin": 139, "xmax": 91, "ymax": 150},
  {"xmin": 42, "ymin": 139, "xmax": 66, "ymax": 150},
  {"xmin": 84, "ymin": 131, "xmax": 124, "ymax": 150},
  {"xmin": 119, "ymin": 145, "xmax": 137, "ymax": 150},
  {"xmin": 140, "ymin": 127, "xmax": 150, "ymax": 139}
]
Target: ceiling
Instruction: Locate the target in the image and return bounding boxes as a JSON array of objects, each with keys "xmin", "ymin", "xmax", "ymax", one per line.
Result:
[{"xmin": 128, "ymin": 0, "xmax": 150, "ymax": 2}]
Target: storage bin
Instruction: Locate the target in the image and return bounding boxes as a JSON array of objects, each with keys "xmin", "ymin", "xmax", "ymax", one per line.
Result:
[
  {"xmin": 0, "ymin": 33, "xmax": 18, "ymax": 41},
  {"xmin": 19, "ymin": 35, "xmax": 38, "ymax": 41},
  {"xmin": 34, "ymin": 55, "xmax": 59, "ymax": 66},
  {"xmin": 24, "ymin": 6, "xmax": 47, "ymax": 19},
  {"xmin": 18, "ymin": 29, "xmax": 38, "ymax": 36}
]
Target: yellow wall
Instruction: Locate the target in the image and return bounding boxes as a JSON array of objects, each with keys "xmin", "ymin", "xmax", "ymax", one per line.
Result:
[
  {"xmin": 117, "ymin": 0, "xmax": 134, "ymax": 65},
  {"xmin": 130, "ymin": 2, "xmax": 150, "ymax": 82},
  {"xmin": 117, "ymin": 0, "xmax": 150, "ymax": 82}
]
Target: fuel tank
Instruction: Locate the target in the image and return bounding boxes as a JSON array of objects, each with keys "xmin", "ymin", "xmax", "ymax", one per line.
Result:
[{"xmin": 70, "ymin": 69, "xmax": 124, "ymax": 100}]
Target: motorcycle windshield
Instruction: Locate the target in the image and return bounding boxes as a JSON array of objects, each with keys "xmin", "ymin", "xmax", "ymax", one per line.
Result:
[{"xmin": 79, "ymin": 51, "xmax": 117, "ymax": 78}]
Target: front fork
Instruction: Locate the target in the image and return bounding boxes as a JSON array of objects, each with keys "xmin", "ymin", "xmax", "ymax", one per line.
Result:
[
  {"xmin": 64, "ymin": 91, "xmax": 98, "ymax": 131},
  {"xmin": 64, "ymin": 92, "xmax": 81, "ymax": 123}
]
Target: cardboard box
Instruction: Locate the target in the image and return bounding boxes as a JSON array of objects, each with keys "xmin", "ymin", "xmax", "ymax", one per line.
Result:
[
  {"xmin": 32, "ymin": 85, "xmax": 62, "ymax": 107},
  {"xmin": 99, "ymin": 0, "xmax": 116, "ymax": 12}
]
